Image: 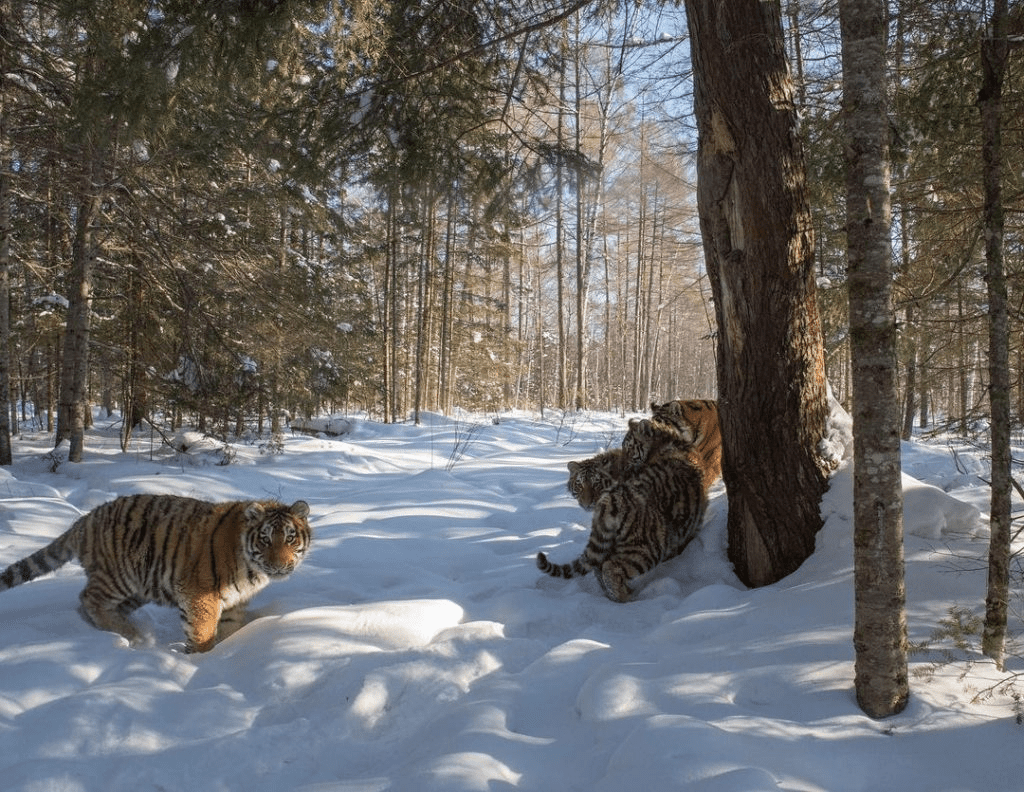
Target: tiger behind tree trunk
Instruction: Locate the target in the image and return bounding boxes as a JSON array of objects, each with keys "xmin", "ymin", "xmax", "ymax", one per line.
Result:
[
  {"xmin": 636, "ymin": 398, "xmax": 722, "ymax": 492},
  {"xmin": 566, "ymin": 399, "xmax": 721, "ymax": 513},
  {"xmin": 0, "ymin": 493, "xmax": 312, "ymax": 652},
  {"xmin": 622, "ymin": 415, "xmax": 695, "ymax": 469},
  {"xmin": 540, "ymin": 447, "xmax": 707, "ymax": 602}
]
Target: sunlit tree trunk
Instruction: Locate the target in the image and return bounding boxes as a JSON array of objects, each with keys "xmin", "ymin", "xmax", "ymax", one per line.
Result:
[
  {"xmin": 0, "ymin": 70, "xmax": 11, "ymax": 465},
  {"xmin": 642, "ymin": 192, "xmax": 660, "ymax": 401},
  {"xmin": 684, "ymin": 0, "xmax": 832, "ymax": 587},
  {"xmin": 382, "ymin": 172, "xmax": 399, "ymax": 422},
  {"xmin": 120, "ymin": 249, "xmax": 151, "ymax": 452},
  {"xmin": 572, "ymin": 20, "xmax": 587, "ymax": 410},
  {"xmin": 840, "ymin": 0, "xmax": 909, "ymax": 718},
  {"xmin": 413, "ymin": 191, "xmax": 436, "ymax": 425},
  {"xmin": 438, "ymin": 189, "xmax": 457, "ymax": 414},
  {"xmin": 56, "ymin": 149, "xmax": 103, "ymax": 462},
  {"xmin": 555, "ymin": 39, "xmax": 568, "ymax": 410},
  {"xmin": 901, "ymin": 302, "xmax": 918, "ymax": 441},
  {"xmin": 631, "ymin": 158, "xmax": 646, "ymax": 412}
]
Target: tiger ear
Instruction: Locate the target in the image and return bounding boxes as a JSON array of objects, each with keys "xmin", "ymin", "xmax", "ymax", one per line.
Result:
[
  {"xmin": 567, "ymin": 461, "xmax": 580, "ymax": 473},
  {"xmin": 290, "ymin": 500, "xmax": 310, "ymax": 518},
  {"xmin": 244, "ymin": 502, "xmax": 266, "ymax": 522}
]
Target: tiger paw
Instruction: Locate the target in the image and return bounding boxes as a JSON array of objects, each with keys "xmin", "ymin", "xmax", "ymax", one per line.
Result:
[{"xmin": 596, "ymin": 567, "xmax": 632, "ymax": 603}]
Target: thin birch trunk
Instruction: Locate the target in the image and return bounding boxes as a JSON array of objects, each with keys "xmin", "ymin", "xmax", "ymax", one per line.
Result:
[
  {"xmin": 840, "ymin": 0, "xmax": 909, "ymax": 718},
  {"xmin": 0, "ymin": 95, "xmax": 11, "ymax": 465}
]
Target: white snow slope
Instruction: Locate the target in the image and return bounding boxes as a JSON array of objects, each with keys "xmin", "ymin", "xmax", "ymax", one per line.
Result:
[{"xmin": 0, "ymin": 408, "xmax": 1019, "ymax": 792}]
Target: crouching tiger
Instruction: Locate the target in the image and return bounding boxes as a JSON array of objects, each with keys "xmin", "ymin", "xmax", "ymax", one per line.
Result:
[
  {"xmin": 548, "ymin": 399, "xmax": 719, "ymax": 601},
  {"xmin": 540, "ymin": 445, "xmax": 707, "ymax": 602},
  {"xmin": 0, "ymin": 493, "xmax": 312, "ymax": 652},
  {"xmin": 565, "ymin": 399, "xmax": 722, "ymax": 513}
]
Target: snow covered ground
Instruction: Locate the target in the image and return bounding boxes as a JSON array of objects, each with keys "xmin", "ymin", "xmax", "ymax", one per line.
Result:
[{"xmin": 0, "ymin": 408, "xmax": 1019, "ymax": 792}]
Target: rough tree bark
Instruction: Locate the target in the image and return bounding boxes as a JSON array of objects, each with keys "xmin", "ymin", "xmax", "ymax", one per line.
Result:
[
  {"xmin": 683, "ymin": 0, "xmax": 832, "ymax": 587},
  {"xmin": 0, "ymin": 25, "xmax": 12, "ymax": 466},
  {"xmin": 979, "ymin": 0, "xmax": 1012, "ymax": 670},
  {"xmin": 840, "ymin": 0, "xmax": 910, "ymax": 718},
  {"xmin": 56, "ymin": 156, "xmax": 102, "ymax": 463}
]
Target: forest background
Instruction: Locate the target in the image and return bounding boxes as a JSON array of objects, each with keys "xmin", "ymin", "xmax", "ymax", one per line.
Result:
[{"xmin": 0, "ymin": 0, "xmax": 1021, "ymax": 449}]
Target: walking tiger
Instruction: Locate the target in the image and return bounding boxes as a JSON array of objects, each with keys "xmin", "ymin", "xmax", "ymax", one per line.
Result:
[{"xmin": 0, "ymin": 493, "xmax": 312, "ymax": 652}]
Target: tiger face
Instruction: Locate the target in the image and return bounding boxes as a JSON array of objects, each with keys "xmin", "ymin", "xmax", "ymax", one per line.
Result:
[
  {"xmin": 567, "ymin": 449, "xmax": 624, "ymax": 510},
  {"xmin": 243, "ymin": 500, "xmax": 311, "ymax": 579}
]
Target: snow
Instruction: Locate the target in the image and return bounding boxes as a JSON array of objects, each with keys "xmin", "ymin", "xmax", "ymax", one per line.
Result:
[
  {"xmin": 0, "ymin": 409, "xmax": 1020, "ymax": 792},
  {"xmin": 33, "ymin": 293, "xmax": 70, "ymax": 311},
  {"xmin": 350, "ymin": 89, "xmax": 374, "ymax": 126}
]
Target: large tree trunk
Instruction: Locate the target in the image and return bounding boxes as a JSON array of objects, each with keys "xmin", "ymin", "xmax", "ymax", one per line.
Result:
[
  {"xmin": 979, "ymin": 0, "xmax": 1012, "ymax": 670},
  {"xmin": 684, "ymin": 0, "xmax": 832, "ymax": 587},
  {"xmin": 840, "ymin": 0, "xmax": 909, "ymax": 718}
]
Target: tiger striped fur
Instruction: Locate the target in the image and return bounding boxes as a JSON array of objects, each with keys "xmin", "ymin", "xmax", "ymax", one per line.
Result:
[
  {"xmin": 635, "ymin": 398, "xmax": 722, "ymax": 492},
  {"xmin": 622, "ymin": 416, "xmax": 694, "ymax": 470},
  {"xmin": 566, "ymin": 448, "xmax": 626, "ymax": 510},
  {"xmin": 539, "ymin": 447, "xmax": 707, "ymax": 602},
  {"xmin": 0, "ymin": 494, "xmax": 312, "ymax": 652},
  {"xmin": 566, "ymin": 399, "xmax": 720, "ymax": 515}
]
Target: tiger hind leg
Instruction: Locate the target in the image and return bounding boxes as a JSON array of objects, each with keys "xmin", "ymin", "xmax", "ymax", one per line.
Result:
[
  {"xmin": 596, "ymin": 559, "xmax": 633, "ymax": 603},
  {"xmin": 596, "ymin": 539, "xmax": 663, "ymax": 602},
  {"xmin": 78, "ymin": 580, "xmax": 144, "ymax": 644}
]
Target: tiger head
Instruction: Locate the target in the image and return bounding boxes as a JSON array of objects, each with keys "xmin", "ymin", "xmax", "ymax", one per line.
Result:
[
  {"xmin": 649, "ymin": 399, "xmax": 721, "ymax": 482},
  {"xmin": 567, "ymin": 449, "xmax": 624, "ymax": 510},
  {"xmin": 622, "ymin": 416, "xmax": 696, "ymax": 468},
  {"xmin": 650, "ymin": 400, "xmax": 717, "ymax": 446},
  {"xmin": 243, "ymin": 500, "xmax": 312, "ymax": 578}
]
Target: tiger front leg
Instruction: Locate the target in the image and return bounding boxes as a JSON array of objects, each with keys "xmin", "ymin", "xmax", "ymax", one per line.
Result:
[{"xmin": 180, "ymin": 592, "xmax": 224, "ymax": 653}]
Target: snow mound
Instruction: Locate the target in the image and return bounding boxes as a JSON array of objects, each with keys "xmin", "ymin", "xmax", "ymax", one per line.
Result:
[{"xmin": 902, "ymin": 473, "xmax": 982, "ymax": 539}]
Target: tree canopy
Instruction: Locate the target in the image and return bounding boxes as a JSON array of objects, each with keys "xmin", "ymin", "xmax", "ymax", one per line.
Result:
[{"xmin": 0, "ymin": 0, "xmax": 1019, "ymax": 444}]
